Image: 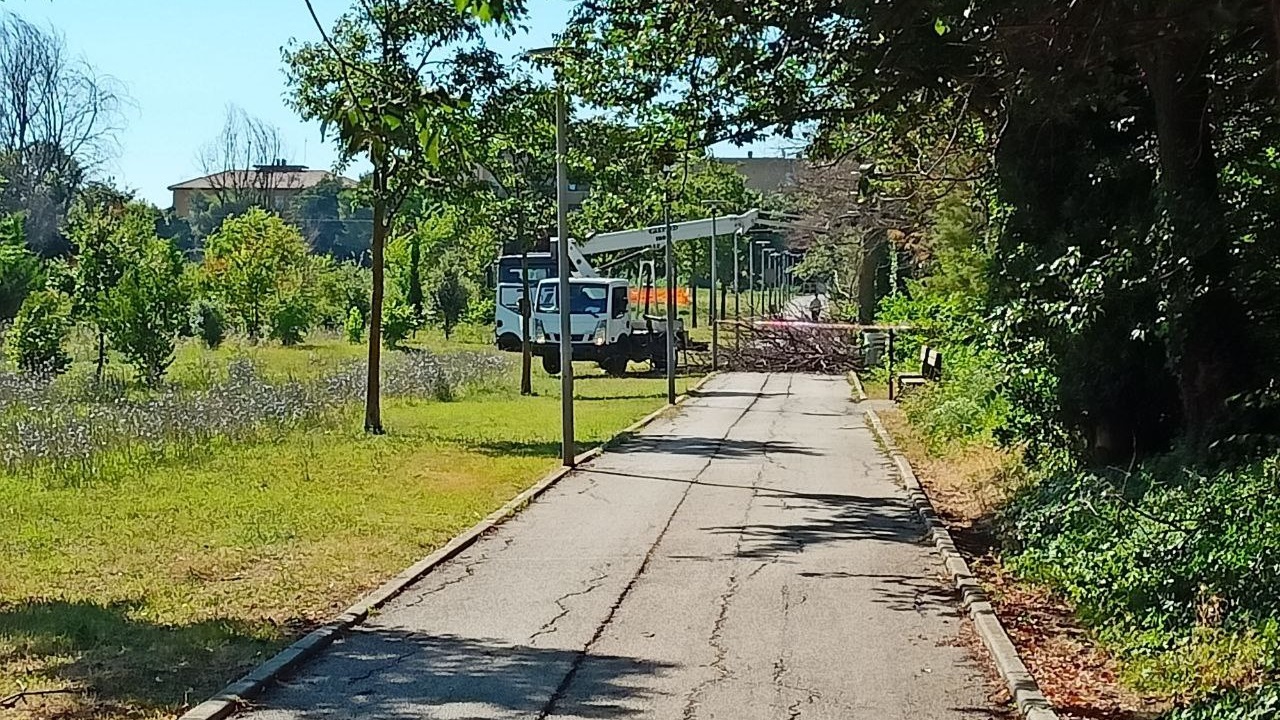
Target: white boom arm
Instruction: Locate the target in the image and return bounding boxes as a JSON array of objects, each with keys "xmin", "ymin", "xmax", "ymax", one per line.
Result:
[{"xmin": 555, "ymin": 209, "xmax": 766, "ymax": 278}]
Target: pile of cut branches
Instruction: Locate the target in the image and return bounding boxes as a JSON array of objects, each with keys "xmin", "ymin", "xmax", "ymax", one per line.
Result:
[{"xmin": 720, "ymin": 320, "xmax": 865, "ymax": 373}]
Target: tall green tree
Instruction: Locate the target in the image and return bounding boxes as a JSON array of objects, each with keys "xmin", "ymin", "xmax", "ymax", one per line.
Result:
[
  {"xmin": 202, "ymin": 208, "xmax": 310, "ymax": 340},
  {"xmin": 67, "ymin": 200, "xmax": 152, "ymax": 379},
  {"xmin": 567, "ymin": 0, "xmax": 1280, "ymax": 455},
  {"xmin": 285, "ymin": 0, "xmax": 497, "ymax": 433},
  {"xmin": 475, "ymin": 76, "xmax": 557, "ymax": 394}
]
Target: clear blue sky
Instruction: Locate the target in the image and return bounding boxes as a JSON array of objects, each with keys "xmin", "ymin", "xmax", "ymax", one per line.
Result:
[{"xmin": 10, "ymin": 0, "xmax": 790, "ymax": 207}]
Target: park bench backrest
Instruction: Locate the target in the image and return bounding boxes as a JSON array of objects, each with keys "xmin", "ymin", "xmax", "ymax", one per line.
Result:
[{"xmin": 923, "ymin": 349, "xmax": 943, "ymax": 381}]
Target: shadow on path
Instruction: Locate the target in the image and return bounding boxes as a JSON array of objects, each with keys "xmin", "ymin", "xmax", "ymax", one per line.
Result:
[
  {"xmin": 706, "ymin": 490, "xmax": 927, "ymax": 558},
  {"xmin": 616, "ymin": 435, "xmax": 822, "ymax": 459},
  {"xmin": 263, "ymin": 630, "xmax": 675, "ymax": 719}
]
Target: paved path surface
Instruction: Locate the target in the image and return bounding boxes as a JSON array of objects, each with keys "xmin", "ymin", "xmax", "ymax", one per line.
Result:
[{"xmin": 239, "ymin": 373, "xmax": 999, "ymax": 720}]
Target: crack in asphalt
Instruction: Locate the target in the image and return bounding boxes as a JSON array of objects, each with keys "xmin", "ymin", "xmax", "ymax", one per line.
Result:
[
  {"xmin": 399, "ymin": 536, "xmax": 515, "ymax": 610},
  {"xmin": 528, "ymin": 565, "xmax": 611, "ymax": 642},
  {"xmin": 535, "ymin": 373, "xmax": 773, "ymax": 720},
  {"xmin": 681, "ymin": 374, "xmax": 789, "ymax": 720},
  {"xmin": 344, "ymin": 644, "xmax": 419, "ymax": 688}
]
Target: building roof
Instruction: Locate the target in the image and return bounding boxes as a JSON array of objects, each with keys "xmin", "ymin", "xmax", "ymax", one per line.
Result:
[
  {"xmin": 716, "ymin": 156, "xmax": 803, "ymax": 195},
  {"xmin": 168, "ymin": 168, "xmax": 356, "ymax": 192}
]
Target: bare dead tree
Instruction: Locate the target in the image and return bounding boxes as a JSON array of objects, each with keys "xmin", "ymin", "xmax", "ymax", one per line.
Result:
[
  {"xmin": 0, "ymin": 13, "xmax": 126, "ymax": 253},
  {"xmin": 784, "ymin": 159, "xmax": 906, "ymax": 319},
  {"xmin": 196, "ymin": 104, "xmax": 298, "ymax": 208}
]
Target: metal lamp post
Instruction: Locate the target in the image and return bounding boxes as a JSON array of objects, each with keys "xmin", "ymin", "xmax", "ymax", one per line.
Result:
[
  {"xmin": 527, "ymin": 46, "xmax": 575, "ymax": 466},
  {"xmin": 733, "ymin": 229, "xmax": 742, "ymax": 321},
  {"xmin": 702, "ymin": 200, "xmax": 731, "ymax": 370},
  {"xmin": 755, "ymin": 240, "xmax": 770, "ymax": 316},
  {"xmin": 662, "ymin": 165, "xmax": 677, "ymax": 404}
]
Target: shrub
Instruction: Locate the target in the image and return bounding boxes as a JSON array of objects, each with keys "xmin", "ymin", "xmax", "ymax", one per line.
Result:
[
  {"xmin": 195, "ymin": 301, "xmax": 226, "ymax": 349},
  {"xmin": 269, "ymin": 293, "xmax": 312, "ymax": 346},
  {"xmin": 0, "ymin": 213, "xmax": 44, "ymax": 320},
  {"xmin": 344, "ymin": 306, "xmax": 365, "ymax": 344},
  {"xmin": 429, "ymin": 263, "xmax": 471, "ymax": 340},
  {"xmin": 102, "ymin": 238, "xmax": 190, "ymax": 385},
  {"xmin": 1005, "ymin": 455, "xmax": 1280, "ymax": 663},
  {"xmin": 6, "ymin": 290, "xmax": 72, "ymax": 375},
  {"xmin": 381, "ymin": 299, "xmax": 417, "ymax": 349}
]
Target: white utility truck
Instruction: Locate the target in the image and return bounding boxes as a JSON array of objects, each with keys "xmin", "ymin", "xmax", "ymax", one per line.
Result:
[{"xmin": 493, "ymin": 210, "xmax": 774, "ymax": 375}]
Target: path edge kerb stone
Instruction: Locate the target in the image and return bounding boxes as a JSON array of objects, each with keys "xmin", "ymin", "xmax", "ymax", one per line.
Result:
[
  {"xmin": 180, "ymin": 371, "xmax": 720, "ymax": 720},
  {"xmin": 864, "ymin": 407, "xmax": 1058, "ymax": 720}
]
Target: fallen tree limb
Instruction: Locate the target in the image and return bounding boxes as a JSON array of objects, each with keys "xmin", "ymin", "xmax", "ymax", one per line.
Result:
[
  {"xmin": 1, "ymin": 687, "xmax": 79, "ymax": 709},
  {"xmin": 720, "ymin": 320, "xmax": 866, "ymax": 373}
]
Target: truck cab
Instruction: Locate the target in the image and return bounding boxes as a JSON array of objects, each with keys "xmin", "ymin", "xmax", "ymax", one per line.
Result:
[
  {"xmin": 493, "ymin": 253, "xmax": 556, "ymax": 351},
  {"xmin": 530, "ymin": 276, "xmax": 688, "ymax": 376},
  {"xmin": 530, "ymin": 278, "xmax": 633, "ymax": 376}
]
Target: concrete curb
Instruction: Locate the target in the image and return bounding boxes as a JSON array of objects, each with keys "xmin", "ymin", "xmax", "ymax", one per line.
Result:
[
  {"xmin": 864, "ymin": 407, "xmax": 1058, "ymax": 720},
  {"xmin": 847, "ymin": 370, "xmax": 868, "ymax": 402},
  {"xmin": 180, "ymin": 371, "xmax": 720, "ymax": 720}
]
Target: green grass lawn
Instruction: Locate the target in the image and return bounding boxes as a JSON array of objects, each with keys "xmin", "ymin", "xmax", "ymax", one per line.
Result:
[{"xmin": 0, "ymin": 329, "xmax": 698, "ymax": 719}]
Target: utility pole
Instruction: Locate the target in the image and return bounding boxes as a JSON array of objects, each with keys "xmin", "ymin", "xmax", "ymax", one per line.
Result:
[
  {"xmin": 528, "ymin": 46, "xmax": 576, "ymax": 466},
  {"xmin": 663, "ymin": 167, "xmax": 677, "ymax": 404},
  {"xmin": 554, "ymin": 69, "xmax": 574, "ymax": 465}
]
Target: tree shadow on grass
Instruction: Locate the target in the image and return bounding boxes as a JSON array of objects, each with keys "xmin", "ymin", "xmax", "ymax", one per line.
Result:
[
  {"xmin": 253, "ymin": 629, "xmax": 675, "ymax": 718},
  {"xmin": 0, "ymin": 599, "xmax": 290, "ymax": 718}
]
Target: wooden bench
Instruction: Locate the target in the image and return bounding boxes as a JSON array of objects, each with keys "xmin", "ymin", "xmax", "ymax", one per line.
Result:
[{"xmin": 895, "ymin": 345, "xmax": 943, "ymax": 397}]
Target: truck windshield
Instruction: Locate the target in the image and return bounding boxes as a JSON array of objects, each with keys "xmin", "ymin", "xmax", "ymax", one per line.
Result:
[{"xmin": 537, "ymin": 284, "xmax": 610, "ymax": 315}]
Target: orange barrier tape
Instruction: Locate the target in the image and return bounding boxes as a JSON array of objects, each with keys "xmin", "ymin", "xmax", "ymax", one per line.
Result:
[{"xmin": 629, "ymin": 287, "xmax": 692, "ymax": 307}]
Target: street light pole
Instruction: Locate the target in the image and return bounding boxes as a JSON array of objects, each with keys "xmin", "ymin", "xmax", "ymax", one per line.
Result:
[
  {"xmin": 554, "ymin": 68, "xmax": 574, "ymax": 465},
  {"xmin": 702, "ymin": 199, "xmax": 731, "ymax": 371},
  {"xmin": 733, "ymin": 229, "xmax": 741, "ymax": 321},
  {"xmin": 709, "ymin": 212, "xmax": 718, "ymax": 369},
  {"xmin": 755, "ymin": 240, "xmax": 769, "ymax": 316},
  {"xmin": 663, "ymin": 170, "xmax": 677, "ymax": 404},
  {"xmin": 747, "ymin": 240, "xmax": 756, "ymax": 316}
]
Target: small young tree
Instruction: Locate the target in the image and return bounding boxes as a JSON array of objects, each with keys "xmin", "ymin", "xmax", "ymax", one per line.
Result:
[
  {"xmin": 103, "ymin": 237, "xmax": 189, "ymax": 385},
  {"xmin": 0, "ymin": 213, "xmax": 44, "ymax": 320},
  {"xmin": 67, "ymin": 201, "xmax": 150, "ymax": 379},
  {"xmin": 195, "ymin": 300, "xmax": 226, "ymax": 349},
  {"xmin": 286, "ymin": 0, "xmax": 495, "ymax": 433},
  {"xmin": 202, "ymin": 208, "xmax": 310, "ymax": 340},
  {"xmin": 429, "ymin": 263, "xmax": 471, "ymax": 340},
  {"xmin": 381, "ymin": 298, "xmax": 418, "ymax": 349},
  {"xmin": 6, "ymin": 290, "xmax": 72, "ymax": 375}
]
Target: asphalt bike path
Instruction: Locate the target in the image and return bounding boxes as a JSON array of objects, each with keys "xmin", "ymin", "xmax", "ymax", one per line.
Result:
[{"xmin": 238, "ymin": 372, "xmax": 999, "ymax": 719}]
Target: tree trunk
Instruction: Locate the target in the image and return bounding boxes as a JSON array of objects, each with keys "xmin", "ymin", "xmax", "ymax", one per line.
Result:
[
  {"xmin": 520, "ymin": 247, "xmax": 533, "ymax": 396},
  {"xmin": 408, "ymin": 230, "xmax": 423, "ymax": 321},
  {"xmin": 1141, "ymin": 30, "xmax": 1253, "ymax": 447},
  {"xmin": 95, "ymin": 330, "xmax": 105, "ymax": 381},
  {"xmin": 365, "ymin": 165, "xmax": 386, "ymax": 435}
]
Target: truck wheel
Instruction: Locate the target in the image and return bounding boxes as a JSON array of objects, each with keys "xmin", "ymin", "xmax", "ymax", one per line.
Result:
[
  {"xmin": 542, "ymin": 354, "xmax": 561, "ymax": 375},
  {"xmin": 601, "ymin": 354, "xmax": 628, "ymax": 377}
]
